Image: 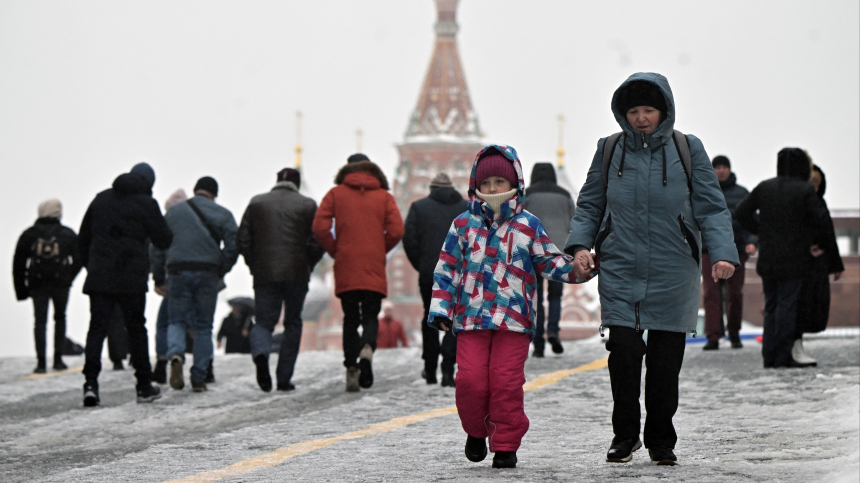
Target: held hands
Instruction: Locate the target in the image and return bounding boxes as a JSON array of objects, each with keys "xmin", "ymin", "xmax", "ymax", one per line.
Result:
[
  {"xmin": 711, "ymin": 261, "xmax": 735, "ymax": 282},
  {"xmin": 573, "ymin": 250, "xmax": 596, "ymax": 280},
  {"xmin": 434, "ymin": 317, "xmax": 452, "ymax": 332}
]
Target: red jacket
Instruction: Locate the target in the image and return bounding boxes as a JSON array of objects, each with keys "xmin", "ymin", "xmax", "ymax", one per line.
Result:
[
  {"xmin": 377, "ymin": 316, "xmax": 409, "ymax": 348},
  {"xmin": 313, "ymin": 161, "xmax": 404, "ymax": 297}
]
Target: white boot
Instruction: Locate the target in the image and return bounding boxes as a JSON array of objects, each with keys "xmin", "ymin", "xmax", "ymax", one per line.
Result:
[{"xmin": 792, "ymin": 339, "xmax": 817, "ymax": 365}]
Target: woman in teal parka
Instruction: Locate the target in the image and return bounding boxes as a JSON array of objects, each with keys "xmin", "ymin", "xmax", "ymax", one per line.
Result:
[{"xmin": 565, "ymin": 73, "xmax": 739, "ymax": 465}]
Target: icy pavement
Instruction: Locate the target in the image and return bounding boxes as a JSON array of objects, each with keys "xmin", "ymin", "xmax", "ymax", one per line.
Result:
[{"xmin": 0, "ymin": 336, "xmax": 857, "ymax": 482}]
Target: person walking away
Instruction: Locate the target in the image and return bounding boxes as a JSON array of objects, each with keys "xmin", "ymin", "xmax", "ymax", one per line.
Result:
[
  {"xmin": 78, "ymin": 162, "xmax": 173, "ymax": 406},
  {"xmin": 151, "ymin": 176, "xmax": 239, "ymax": 393},
  {"xmin": 736, "ymin": 148, "xmax": 831, "ymax": 369},
  {"xmin": 402, "ymin": 172, "xmax": 465, "ymax": 386},
  {"xmin": 793, "ymin": 163, "xmax": 844, "ymax": 364},
  {"xmin": 152, "ymin": 188, "xmax": 188, "ymax": 384},
  {"xmin": 566, "ymin": 73, "xmax": 738, "ymax": 465},
  {"xmin": 429, "ymin": 145, "xmax": 592, "ymax": 469},
  {"xmin": 216, "ymin": 297, "xmax": 255, "ymax": 354},
  {"xmin": 701, "ymin": 156, "xmax": 757, "ymax": 350},
  {"xmin": 13, "ymin": 198, "xmax": 82, "ymax": 373},
  {"xmin": 237, "ymin": 168, "xmax": 324, "ymax": 392},
  {"xmin": 376, "ymin": 301, "xmax": 409, "ymax": 349},
  {"xmin": 524, "ymin": 162, "xmax": 576, "ymax": 357},
  {"xmin": 313, "ymin": 153, "xmax": 404, "ymax": 392}
]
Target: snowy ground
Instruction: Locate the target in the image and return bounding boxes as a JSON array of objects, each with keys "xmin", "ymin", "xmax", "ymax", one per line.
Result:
[{"xmin": 0, "ymin": 335, "xmax": 858, "ymax": 482}]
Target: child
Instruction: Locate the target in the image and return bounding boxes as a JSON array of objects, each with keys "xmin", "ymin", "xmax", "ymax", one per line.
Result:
[{"xmin": 428, "ymin": 145, "xmax": 594, "ymax": 468}]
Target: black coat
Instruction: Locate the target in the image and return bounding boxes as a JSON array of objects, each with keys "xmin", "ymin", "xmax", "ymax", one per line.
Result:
[
  {"xmin": 709, "ymin": 173, "xmax": 756, "ymax": 262},
  {"xmin": 736, "ymin": 150, "xmax": 831, "ymax": 281},
  {"xmin": 237, "ymin": 183, "xmax": 324, "ymax": 286},
  {"xmin": 797, "ymin": 166, "xmax": 844, "ymax": 333},
  {"xmin": 13, "ymin": 217, "xmax": 82, "ymax": 300},
  {"xmin": 402, "ymin": 187, "xmax": 468, "ymax": 288},
  {"xmin": 78, "ymin": 173, "xmax": 173, "ymax": 294}
]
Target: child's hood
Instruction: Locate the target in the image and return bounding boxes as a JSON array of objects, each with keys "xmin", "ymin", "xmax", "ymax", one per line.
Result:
[{"xmin": 468, "ymin": 144, "xmax": 525, "ymax": 219}]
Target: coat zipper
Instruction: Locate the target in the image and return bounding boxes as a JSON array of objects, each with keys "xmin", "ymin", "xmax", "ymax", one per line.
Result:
[
  {"xmin": 641, "ymin": 132, "xmax": 648, "ymax": 148},
  {"xmin": 635, "ymin": 301, "xmax": 641, "ymax": 332},
  {"xmin": 507, "ymin": 232, "xmax": 513, "ymax": 264}
]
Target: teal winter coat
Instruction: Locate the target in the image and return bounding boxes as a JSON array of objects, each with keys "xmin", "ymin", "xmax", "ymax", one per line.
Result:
[{"xmin": 565, "ymin": 72, "xmax": 738, "ymax": 334}]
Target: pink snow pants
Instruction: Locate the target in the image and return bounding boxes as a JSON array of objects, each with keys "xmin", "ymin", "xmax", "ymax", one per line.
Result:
[{"xmin": 455, "ymin": 330, "xmax": 530, "ymax": 452}]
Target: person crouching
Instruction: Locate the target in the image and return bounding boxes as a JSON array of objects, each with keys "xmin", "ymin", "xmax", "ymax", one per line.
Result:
[{"xmin": 428, "ymin": 145, "xmax": 593, "ymax": 469}]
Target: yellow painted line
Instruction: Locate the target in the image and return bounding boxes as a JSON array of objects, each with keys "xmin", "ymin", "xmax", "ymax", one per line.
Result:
[
  {"xmin": 21, "ymin": 366, "xmax": 83, "ymax": 380},
  {"xmin": 164, "ymin": 356, "xmax": 609, "ymax": 483}
]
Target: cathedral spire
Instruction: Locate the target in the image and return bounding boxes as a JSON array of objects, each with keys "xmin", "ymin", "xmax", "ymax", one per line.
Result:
[{"xmin": 404, "ymin": 0, "xmax": 481, "ymax": 143}]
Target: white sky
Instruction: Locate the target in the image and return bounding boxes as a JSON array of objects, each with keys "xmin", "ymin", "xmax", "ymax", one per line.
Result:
[{"xmin": 1, "ymin": 0, "xmax": 857, "ymax": 357}]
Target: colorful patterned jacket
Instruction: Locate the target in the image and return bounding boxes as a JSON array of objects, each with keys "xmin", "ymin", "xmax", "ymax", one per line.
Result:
[{"xmin": 428, "ymin": 144, "xmax": 594, "ymax": 335}]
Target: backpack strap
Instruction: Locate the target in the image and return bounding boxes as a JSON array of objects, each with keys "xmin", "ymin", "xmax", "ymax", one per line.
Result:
[
  {"xmin": 672, "ymin": 129, "xmax": 692, "ymax": 190},
  {"xmin": 601, "ymin": 132, "xmax": 624, "ymax": 188},
  {"xmin": 186, "ymin": 198, "xmax": 221, "ymax": 245}
]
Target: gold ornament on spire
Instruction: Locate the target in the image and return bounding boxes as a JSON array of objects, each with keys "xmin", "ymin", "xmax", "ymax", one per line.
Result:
[{"xmin": 556, "ymin": 114, "xmax": 566, "ymax": 168}]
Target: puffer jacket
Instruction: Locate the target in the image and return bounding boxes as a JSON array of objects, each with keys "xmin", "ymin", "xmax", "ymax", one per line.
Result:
[
  {"xmin": 735, "ymin": 148, "xmax": 831, "ymax": 281},
  {"xmin": 428, "ymin": 145, "xmax": 592, "ymax": 335},
  {"xmin": 565, "ymin": 72, "xmax": 738, "ymax": 334},
  {"xmin": 402, "ymin": 186, "xmax": 468, "ymax": 289},
  {"xmin": 237, "ymin": 182, "xmax": 324, "ymax": 286},
  {"xmin": 312, "ymin": 161, "xmax": 404, "ymax": 297},
  {"xmin": 79, "ymin": 172, "xmax": 173, "ymax": 294},
  {"xmin": 13, "ymin": 218, "xmax": 82, "ymax": 299},
  {"xmin": 712, "ymin": 172, "xmax": 756, "ymax": 263}
]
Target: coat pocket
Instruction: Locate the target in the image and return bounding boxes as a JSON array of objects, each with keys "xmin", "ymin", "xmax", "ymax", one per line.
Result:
[
  {"xmin": 594, "ymin": 213, "xmax": 613, "ymax": 257},
  {"xmin": 677, "ymin": 214, "xmax": 700, "ymax": 266}
]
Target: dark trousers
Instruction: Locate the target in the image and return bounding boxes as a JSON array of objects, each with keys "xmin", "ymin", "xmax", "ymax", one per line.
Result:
[
  {"xmin": 762, "ymin": 277, "xmax": 803, "ymax": 367},
  {"xmin": 606, "ymin": 326, "xmax": 686, "ymax": 449},
  {"xmin": 107, "ymin": 305, "xmax": 129, "ymax": 364},
  {"xmin": 340, "ymin": 290, "xmax": 383, "ymax": 368},
  {"xmin": 701, "ymin": 253, "xmax": 746, "ymax": 342},
  {"xmin": 83, "ymin": 292, "xmax": 153, "ymax": 387},
  {"xmin": 533, "ymin": 279, "xmax": 563, "ymax": 351},
  {"xmin": 250, "ymin": 281, "xmax": 308, "ymax": 384},
  {"xmin": 31, "ymin": 286, "xmax": 69, "ymax": 363},
  {"xmin": 420, "ymin": 282, "xmax": 457, "ymax": 375}
]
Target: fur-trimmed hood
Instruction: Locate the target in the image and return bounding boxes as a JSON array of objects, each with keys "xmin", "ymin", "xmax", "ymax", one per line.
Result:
[{"xmin": 334, "ymin": 160, "xmax": 390, "ymax": 191}]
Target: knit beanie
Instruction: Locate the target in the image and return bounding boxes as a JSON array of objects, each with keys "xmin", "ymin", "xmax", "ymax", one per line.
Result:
[
  {"xmin": 347, "ymin": 153, "xmax": 370, "ymax": 164},
  {"xmin": 475, "ymin": 149, "xmax": 517, "ymax": 188},
  {"xmin": 712, "ymin": 155, "xmax": 731, "ymax": 169},
  {"xmin": 37, "ymin": 198, "xmax": 62, "ymax": 219},
  {"xmin": 194, "ymin": 176, "xmax": 219, "ymax": 197},
  {"xmin": 130, "ymin": 162, "xmax": 155, "ymax": 188},
  {"xmin": 429, "ymin": 172, "xmax": 454, "ymax": 189},
  {"xmin": 617, "ymin": 81, "xmax": 667, "ymax": 114},
  {"xmin": 277, "ymin": 168, "xmax": 301, "ymax": 189}
]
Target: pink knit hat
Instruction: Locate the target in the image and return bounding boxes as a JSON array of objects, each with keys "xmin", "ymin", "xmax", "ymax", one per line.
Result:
[{"xmin": 475, "ymin": 150, "xmax": 517, "ymax": 187}]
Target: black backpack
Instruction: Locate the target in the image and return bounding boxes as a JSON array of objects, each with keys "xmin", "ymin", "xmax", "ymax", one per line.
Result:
[{"xmin": 28, "ymin": 234, "xmax": 67, "ymax": 284}]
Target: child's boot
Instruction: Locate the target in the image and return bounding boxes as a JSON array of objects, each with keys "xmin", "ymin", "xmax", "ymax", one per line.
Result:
[
  {"xmin": 492, "ymin": 451, "xmax": 517, "ymax": 468},
  {"xmin": 464, "ymin": 435, "xmax": 487, "ymax": 462}
]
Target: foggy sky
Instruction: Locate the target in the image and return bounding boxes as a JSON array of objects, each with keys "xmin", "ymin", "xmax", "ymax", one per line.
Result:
[{"xmin": 1, "ymin": 0, "xmax": 857, "ymax": 357}]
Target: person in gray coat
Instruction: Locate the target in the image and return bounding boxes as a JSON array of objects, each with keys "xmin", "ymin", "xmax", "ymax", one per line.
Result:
[
  {"xmin": 524, "ymin": 163, "xmax": 576, "ymax": 357},
  {"xmin": 151, "ymin": 176, "xmax": 239, "ymax": 393},
  {"xmin": 566, "ymin": 73, "xmax": 738, "ymax": 465}
]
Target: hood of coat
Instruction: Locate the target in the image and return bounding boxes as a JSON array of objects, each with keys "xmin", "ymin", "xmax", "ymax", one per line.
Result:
[
  {"xmin": 776, "ymin": 147, "xmax": 811, "ymax": 181},
  {"xmin": 112, "ymin": 172, "xmax": 153, "ymax": 196},
  {"xmin": 467, "ymin": 144, "xmax": 525, "ymax": 221},
  {"xmin": 428, "ymin": 186, "xmax": 465, "ymax": 205},
  {"xmin": 813, "ymin": 164, "xmax": 827, "ymax": 198},
  {"xmin": 611, "ymin": 72, "xmax": 676, "ymax": 145},
  {"xmin": 718, "ymin": 172, "xmax": 738, "ymax": 191},
  {"xmin": 529, "ymin": 162, "xmax": 557, "ymax": 185},
  {"xmin": 334, "ymin": 160, "xmax": 390, "ymax": 191}
]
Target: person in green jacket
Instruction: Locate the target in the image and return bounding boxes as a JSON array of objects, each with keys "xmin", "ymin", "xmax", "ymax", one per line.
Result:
[{"xmin": 566, "ymin": 73, "xmax": 738, "ymax": 466}]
